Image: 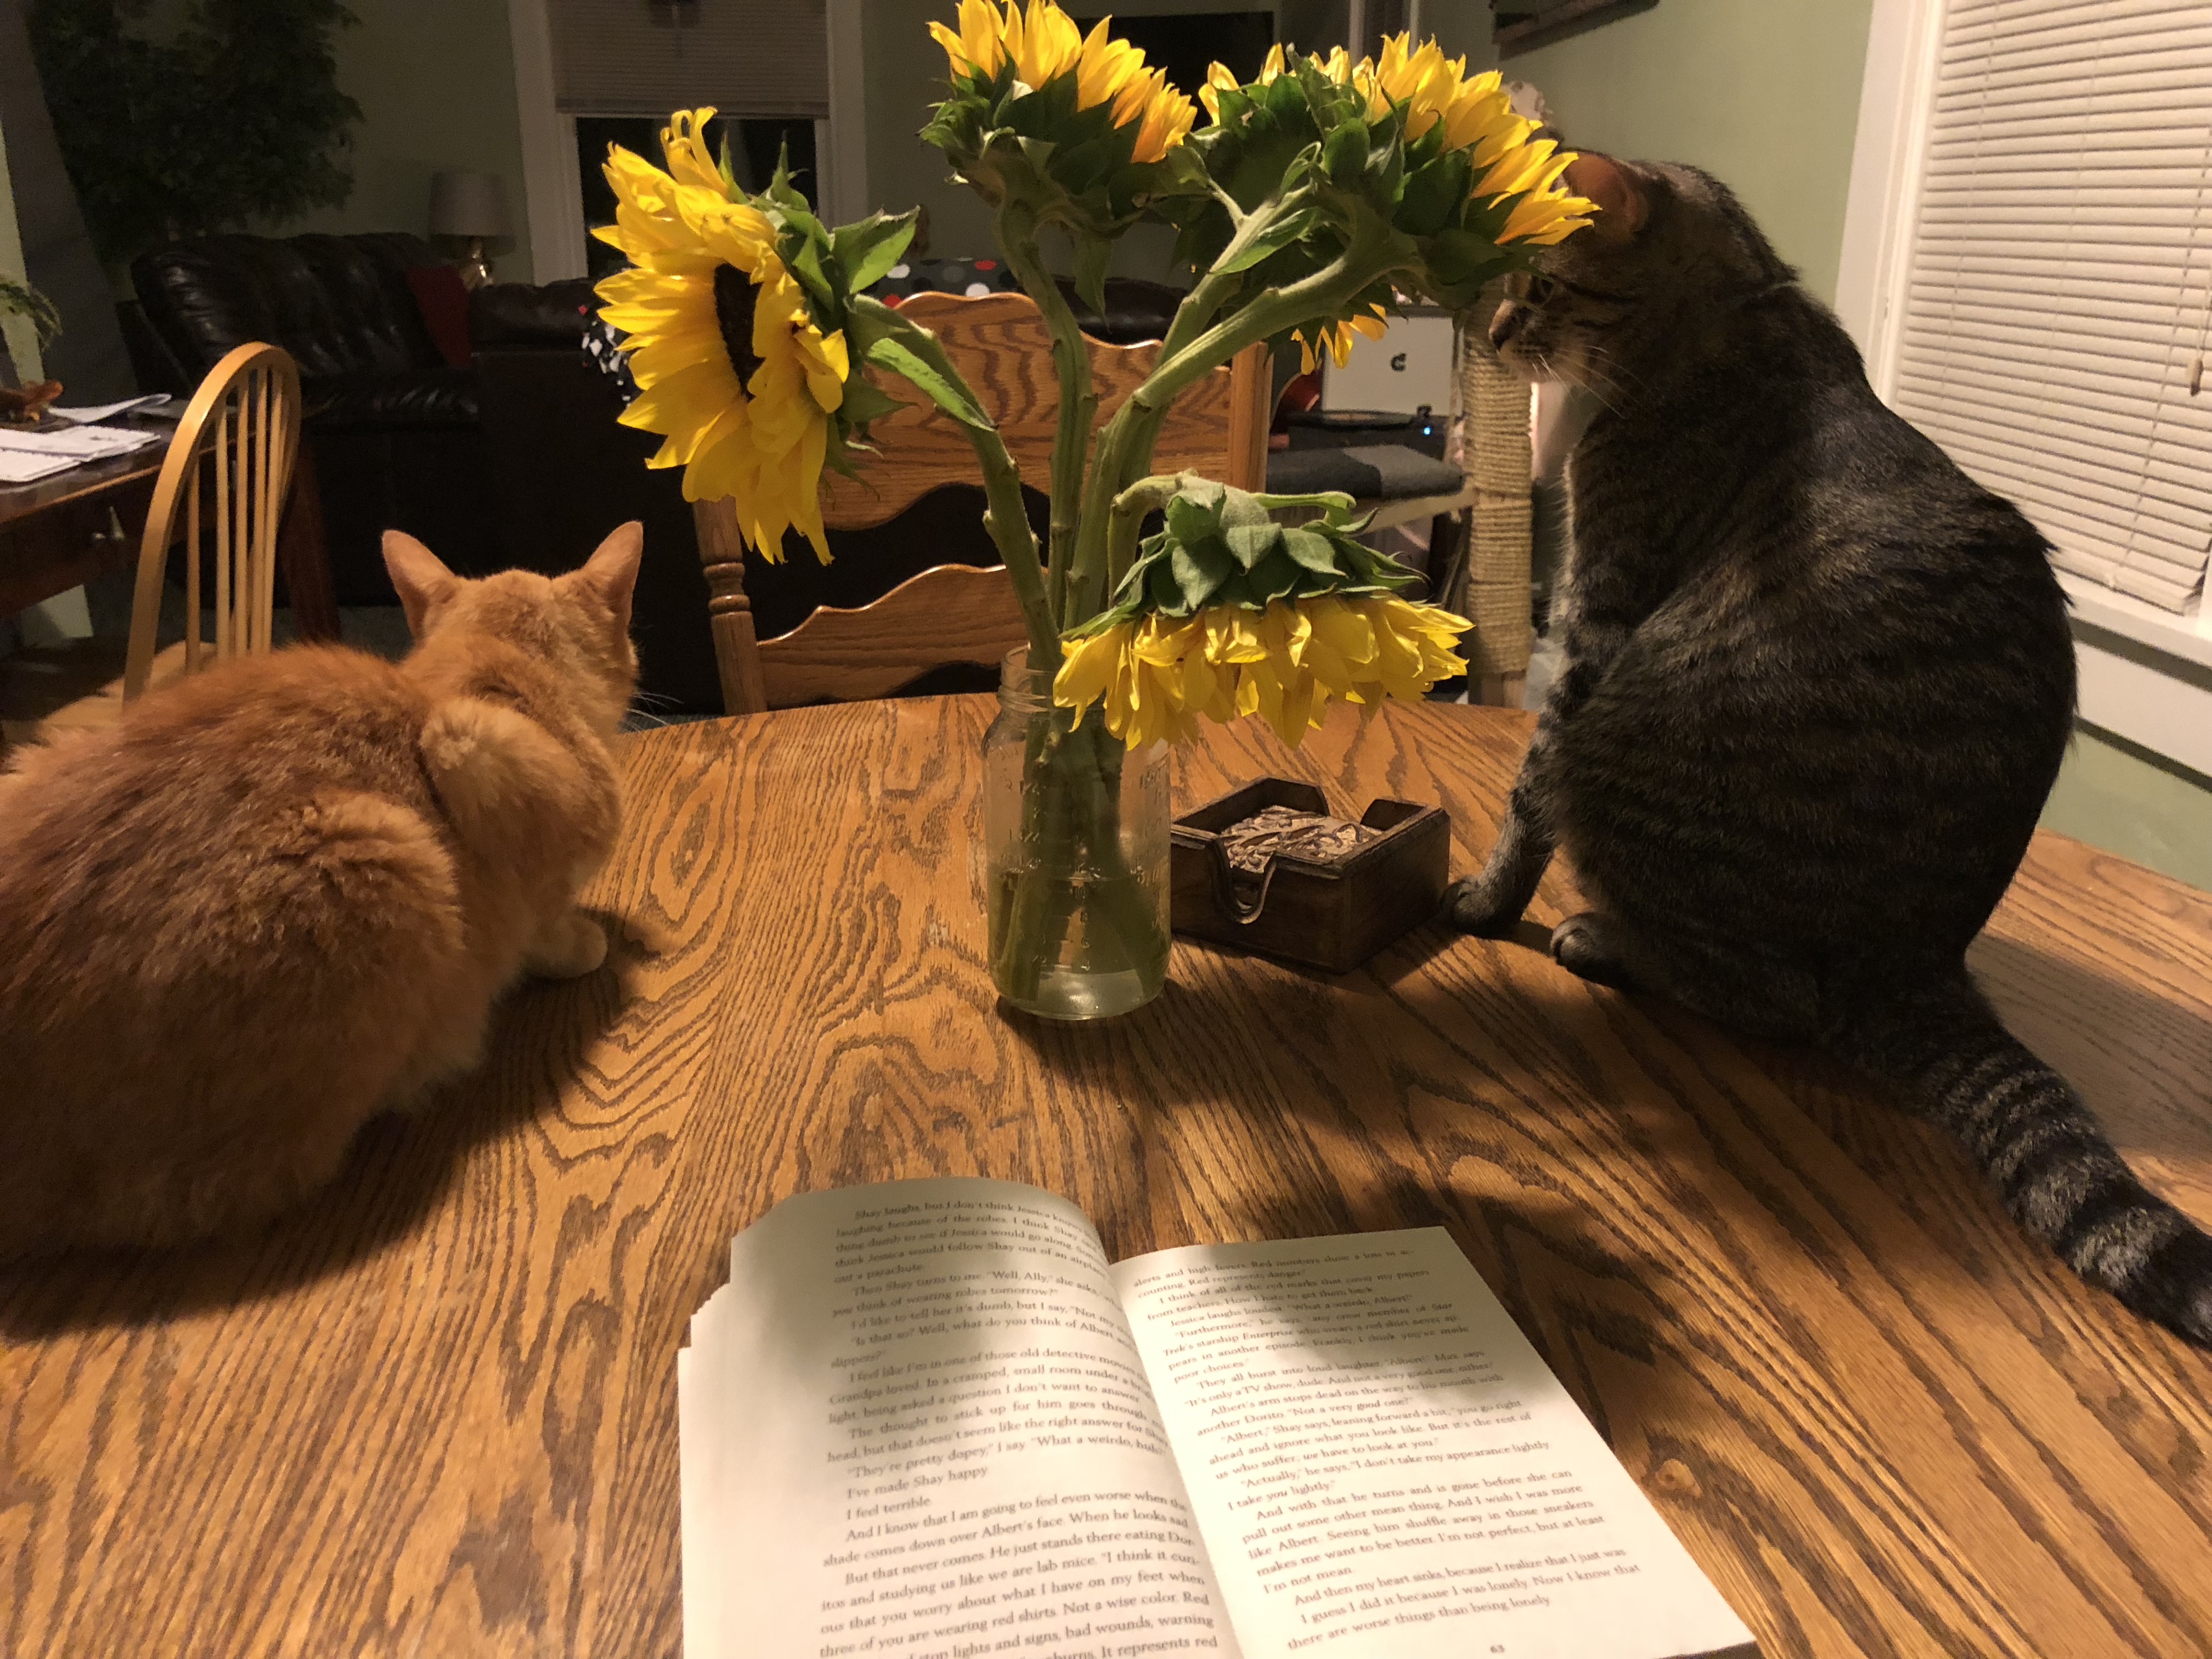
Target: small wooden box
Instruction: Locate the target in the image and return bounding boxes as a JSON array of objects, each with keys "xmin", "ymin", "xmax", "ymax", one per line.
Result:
[{"xmin": 1170, "ymin": 778, "xmax": 1451, "ymax": 973}]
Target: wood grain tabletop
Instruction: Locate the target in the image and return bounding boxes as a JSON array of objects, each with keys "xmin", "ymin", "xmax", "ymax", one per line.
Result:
[{"xmin": 2, "ymin": 697, "xmax": 2207, "ymax": 1658}]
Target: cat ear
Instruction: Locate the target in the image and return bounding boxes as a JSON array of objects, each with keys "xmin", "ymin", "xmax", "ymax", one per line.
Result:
[
  {"xmin": 574, "ymin": 521, "xmax": 645, "ymax": 636},
  {"xmin": 383, "ymin": 531, "xmax": 458, "ymax": 640},
  {"xmin": 1564, "ymin": 154, "xmax": 1648, "ymax": 242}
]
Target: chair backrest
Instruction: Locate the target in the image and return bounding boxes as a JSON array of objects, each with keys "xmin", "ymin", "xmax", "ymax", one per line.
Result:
[
  {"xmin": 817, "ymin": 290, "xmax": 1269, "ymax": 529},
  {"xmin": 123, "ymin": 342, "xmax": 304, "ymax": 701},
  {"xmin": 697, "ymin": 290, "xmax": 1272, "ymax": 713}
]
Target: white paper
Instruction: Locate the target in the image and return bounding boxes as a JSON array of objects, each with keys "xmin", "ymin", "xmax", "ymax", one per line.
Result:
[
  {"xmin": 681, "ymin": 1178, "xmax": 1242, "ymax": 1659},
  {"xmin": 1114, "ymin": 1232, "xmax": 1756, "ymax": 1659},
  {"xmin": 0, "ymin": 425, "xmax": 161, "ymax": 460},
  {"xmin": 0, "ymin": 449, "xmax": 79, "ymax": 484},
  {"xmin": 48, "ymin": 394, "xmax": 172, "ymax": 424}
]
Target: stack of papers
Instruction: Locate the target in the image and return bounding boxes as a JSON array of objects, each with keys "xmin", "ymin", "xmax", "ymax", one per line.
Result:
[
  {"xmin": 0, "ymin": 423, "xmax": 164, "ymax": 485},
  {"xmin": 48, "ymin": 394, "xmax": 174, "ymax": 425}
]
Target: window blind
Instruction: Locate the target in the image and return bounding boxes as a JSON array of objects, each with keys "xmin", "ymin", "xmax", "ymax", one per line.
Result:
[
  {"xmin": 1889, "ymin": 0, "xmax": 2212, "ymax": 612},
  {"xmin": 548, "ymin": 0, "xmax": 828, "ymax": 120}
]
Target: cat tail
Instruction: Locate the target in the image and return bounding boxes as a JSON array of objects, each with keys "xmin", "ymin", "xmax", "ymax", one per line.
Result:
[{"xmin": 1835, "ymin": 973, "xmax": 2212, "ymax": 1347}]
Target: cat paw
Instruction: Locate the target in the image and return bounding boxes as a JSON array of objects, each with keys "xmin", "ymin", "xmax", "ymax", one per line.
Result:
[
  {"xmin": 1549, "ymin": 913, "xmax": 1634, "ymax": 989},
  {"xmin": 1444, "ymin": 875, "xmax": 1526, "ymax": 936},
  {"xmin": 528, "ymin": 913, "xmax": 608, "ymax": 979}
]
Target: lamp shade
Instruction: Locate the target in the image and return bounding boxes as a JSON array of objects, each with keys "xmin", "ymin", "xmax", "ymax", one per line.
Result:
[{"xmin": 428, "ymin": 170, "xmax": 511, "ymax": 239}]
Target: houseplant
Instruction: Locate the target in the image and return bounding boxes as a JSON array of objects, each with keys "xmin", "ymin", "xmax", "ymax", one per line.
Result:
[
  {"xmin": 591, "ymin": 4, "xmax": 1594, "ymax": 1018},
  {"xmin": 30, "ymin": 0, "xmax": 360, "ymax": 267}
]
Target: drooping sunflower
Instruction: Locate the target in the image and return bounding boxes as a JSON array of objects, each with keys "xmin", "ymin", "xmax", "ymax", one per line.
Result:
[
  {"xmin": 929, "ymin": 1, "xmax": 1197, "ymax": 165},
  {"xmin": 1057, "ymin": 595, "xmax": 1470, "ymax": 751},
  {"xmin": 1054, "ymin": 480, "xmax": 1470, "ymax": 749},
  {"xmin": 592, "ymin": 108, "xmax": 851, "ymax": 561}
]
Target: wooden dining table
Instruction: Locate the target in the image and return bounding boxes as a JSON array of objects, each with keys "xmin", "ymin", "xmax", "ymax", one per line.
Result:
[
  {"xmin": 0, "ymin": 415, "xmax": 340, "ymax": 639},
  {"xmin": 2, "ymin": 697, "xmax": 2208, "ymax": 1658}
]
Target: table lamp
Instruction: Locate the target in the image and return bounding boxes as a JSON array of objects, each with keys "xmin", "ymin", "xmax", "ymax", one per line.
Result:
[{"xmin": 428, "ymin": 170, "xmax": 511, "ymax": 289}]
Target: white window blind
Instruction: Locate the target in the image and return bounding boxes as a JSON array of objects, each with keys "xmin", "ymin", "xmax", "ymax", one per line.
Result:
[
  {"xmin": 548, "ymin": 0, "xmax": 828, "ymax": 120},
  {"xmin": 1890, "ymin": 0, "xmax": 2212, "ymax": 613}
]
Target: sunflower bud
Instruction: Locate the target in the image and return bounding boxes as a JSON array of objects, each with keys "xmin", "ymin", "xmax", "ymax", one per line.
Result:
[{"xmin": 924, "ymin": 1, "xmax": 1200, "ymax": 300}]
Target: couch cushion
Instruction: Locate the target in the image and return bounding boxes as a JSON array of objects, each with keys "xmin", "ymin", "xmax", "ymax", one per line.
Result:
[
  {"xmin": 404, "ymin": 266, "xmax": 473, "ymax": 368},
  {"xmin": 305, "ymin": 366, "xmax": 480, "ymax": 430},
  {"xmin": 132, "ymin": 232, "xmax": 448, "ymax": 385},
  {"xmin": 470, "ymin": 277, "xmax": 596, "ymax": 347}
]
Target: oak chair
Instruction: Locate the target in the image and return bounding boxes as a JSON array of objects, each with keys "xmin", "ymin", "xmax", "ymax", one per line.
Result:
[
  {"xmin": 696, "ymin": 290, "xmax": 1271, "ymax": 714},
  {"xmin": 1, "ymin": 342, "xmax": 304, "ymax": 744}
]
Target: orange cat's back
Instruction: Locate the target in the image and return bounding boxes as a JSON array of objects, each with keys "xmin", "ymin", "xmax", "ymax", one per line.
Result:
[
  {"xmin": 0, "ymin": 522, "xmax": 644, "ymax": 1254},
  {"xmin": 0, "ymin": 647, "xmax": 474, "ymax": 1248}
]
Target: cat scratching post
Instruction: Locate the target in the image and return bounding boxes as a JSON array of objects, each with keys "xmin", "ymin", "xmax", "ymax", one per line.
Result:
[{"xmin": 1454, "ymin": 330, "xmax": 1533, "ymax": 709}]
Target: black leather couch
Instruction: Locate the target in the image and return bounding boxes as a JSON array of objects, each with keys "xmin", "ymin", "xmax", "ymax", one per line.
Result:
[{"xmin": 128, "ymin": 231, "xmax": 596, "ymax": 606}]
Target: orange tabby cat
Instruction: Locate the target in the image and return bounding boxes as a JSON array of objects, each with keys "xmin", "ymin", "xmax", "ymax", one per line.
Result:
[{"xmin": 0, "ymin": 522, "xmax": 643, "ymax": 1252}]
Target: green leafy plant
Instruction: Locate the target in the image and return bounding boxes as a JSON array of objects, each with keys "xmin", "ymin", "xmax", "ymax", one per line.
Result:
[
  {"xmin": 0, "ymin": 275, "xmax": 63, "ymax": 346},
  {"xmin": 28, "ymin": 0, "xmax": 362, "ymax": 266}
]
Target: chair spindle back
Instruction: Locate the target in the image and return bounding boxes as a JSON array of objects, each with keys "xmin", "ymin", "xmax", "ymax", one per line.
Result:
[{"xmin": 123, "ymin": 343, "xmax": 304, "ymax": 702}]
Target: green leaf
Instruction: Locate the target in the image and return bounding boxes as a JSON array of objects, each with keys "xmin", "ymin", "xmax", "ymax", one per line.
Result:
[
  {"xmin": 1171, "ymin": 537, "xmax": 1232, "ymax": 606},
  {"xmin": 831, "ymin": 210, "xmax": 919, "ymax": 296},
  {"xmin": 1226, "ymin": 521, "xmax": 1281, "ymax": 569},
  {"xmin": 1397, "ymin": 153, "xmax": 1470, "ymax": 238},
  {"xmin": 1280, "ymin": 526, "xmax": 1340, "ymax": 575},
  {"xmin": 1072, "ymin": 232, "xmax": 1113, "ymax": 314},
  {"xmin": 1219, "ymin": 487, "xmax": 1279, "ymax": 570},
  {"xmin": 867, "ymin": 336, "xmax": 992, "ymax": 429},
  {"xmin": 1322, "ymin": 120, "xmax": 1369, "ymax": 187},
  {"xmin": 1217, "ymin": 206, "xmax": 1316, "ymax": 275},
  {"xmin": 1250, "ymin": 547, "xmax": 1306, "ymax": 602},
  {"xmin": 1147, "ymin": 556, "xmax": 1187, "ymax": 613},
  {"xmin": 836, "ymin": 377, "xmax": 906, "ymax": 428},
  {"xmin": 780, "ymin": 224, "xmax": 840, "ymax": 320}
]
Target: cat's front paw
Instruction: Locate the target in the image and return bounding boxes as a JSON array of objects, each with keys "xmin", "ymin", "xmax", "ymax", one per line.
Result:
[
  {"xmin": 527, "ymin": 912, "xmax": 608, "ymax": 979},
  {"xmin": 1444, "ymin": 874, "xmax": 1527, "ymax": 936}
]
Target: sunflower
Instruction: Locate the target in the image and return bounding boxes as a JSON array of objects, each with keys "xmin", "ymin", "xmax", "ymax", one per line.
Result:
[
  {"xmin": 930, "ymin": 2, "xmax": 1197, "ymax": 163},
  {"xmin": 1292, "ymin": 304, "xmax": 1390, "ymax": 375},
  {"xmin": 592, "ymin": 108, "xmax": 850, "ymax": 561},
  {"xmin": 1058, "ymin": 595, "xmax": 1469, "ymax": 751}
]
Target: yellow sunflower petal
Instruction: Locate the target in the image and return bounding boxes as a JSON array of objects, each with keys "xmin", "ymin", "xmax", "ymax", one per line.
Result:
[
  {"xmin": 1053, "ymin": 624, "xmax": 1127, "ymax": 723},
  {"xmin": 661, "ymin": 108, "xmax": 725, "ymax": 193}
]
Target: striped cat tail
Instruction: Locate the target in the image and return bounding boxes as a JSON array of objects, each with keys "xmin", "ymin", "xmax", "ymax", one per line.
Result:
[{"xmin": 1838, "ymin": 974, "xmax": 2212, "ymax": 1347}]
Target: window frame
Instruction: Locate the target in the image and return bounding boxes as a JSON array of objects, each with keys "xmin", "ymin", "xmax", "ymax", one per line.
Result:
[{"xmin": 1834, "ymin": 0, "xmax": 2212, "ymax": 778}]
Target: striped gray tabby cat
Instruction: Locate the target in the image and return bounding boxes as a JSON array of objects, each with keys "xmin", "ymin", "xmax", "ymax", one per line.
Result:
[{"xmin": 1451, "ymin": 153, "xmax": 2211, "ymax": 1347}]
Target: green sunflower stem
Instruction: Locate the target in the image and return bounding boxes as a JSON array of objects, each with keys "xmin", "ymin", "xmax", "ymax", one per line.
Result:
[
  {"xmin": 860, "ymin": 298, "xmax": 1062, "ymax": 669},
  {"xmin": 988, "ymin": 704, "xmax": 1166, "ymax": 1013},
  {"xmin": 1156, "ymin": 184, "xmax": 1314, "ymax": 361},
  {"xmin": 1063, "ymin": 232, "xmax": 1408, "ymax": 621},
  {"xmin": 1106, "ymin": 472, "xmax": 1193, "ymax": 600},
  {"xmin": 993, "ymin": 201, "xmax": 1098, "ymax": 632}
]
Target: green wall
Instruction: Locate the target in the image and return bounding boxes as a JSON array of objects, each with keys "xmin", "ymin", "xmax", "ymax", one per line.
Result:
[
  {"xmin": 263, "ymin": 0, "xmax": 535, "ymax": 281},
  {"xmin": 866, "ymin": 1, "xmax": 995, "ymax": 262},
  {"xmin": 0, "ymin": 112, "xmax": 40, "ymax": 381},
  {"xmin": 2042, "ymin": 728, "xmax": 2212, "ymax": 895},
  {"xmin": 1452, "ymin": 0, "xmax": 1875, "ymax": 304}
]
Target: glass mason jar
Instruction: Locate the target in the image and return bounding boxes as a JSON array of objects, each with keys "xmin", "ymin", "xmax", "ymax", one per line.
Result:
[{"xmin": 983, "ymin": 647, "xmax": 1171, "ymax": 1020}]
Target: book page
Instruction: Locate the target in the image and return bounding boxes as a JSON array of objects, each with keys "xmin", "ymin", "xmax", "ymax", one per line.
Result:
[
  {"xmin": 681, "ymin": 1177, "xmax": 1242, "ymax": 1659},
  {"xmin": 1114, "ymin": 1231, "xmax": 1755, "ymax": 1659}
]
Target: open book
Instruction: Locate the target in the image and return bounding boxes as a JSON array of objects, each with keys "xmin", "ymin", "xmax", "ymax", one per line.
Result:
[{"xmin": 680, "ymin": 1178, "xmax": 1756, "ymax": 1659}]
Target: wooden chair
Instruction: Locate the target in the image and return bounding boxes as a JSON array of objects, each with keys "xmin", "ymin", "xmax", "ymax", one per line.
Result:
[
  {"xmin": 696, "ymin": 290, "xmax": 1272, "ymax": 714},
  {"xmin": 1, "ymin": 343, "xmax": 304, "ymax": 744}
]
